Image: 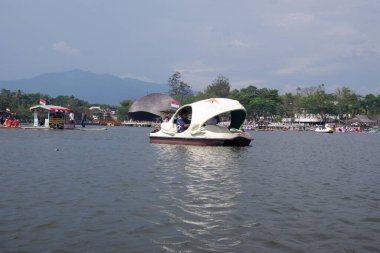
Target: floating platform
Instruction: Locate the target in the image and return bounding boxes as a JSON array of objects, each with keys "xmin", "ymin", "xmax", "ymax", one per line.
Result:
[{"xmin": 20, "ymin": 126, "xmax": 107, "ymax": 131}]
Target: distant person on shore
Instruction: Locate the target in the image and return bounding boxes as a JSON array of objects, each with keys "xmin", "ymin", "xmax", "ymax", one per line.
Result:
[
  {"xmin": 69, "ymin": 112, "xmax": 75, "ymax": 124},
  {"xmin": 81, "ymin": 112, "xmax": 87, "ymax": 128},
  {"xmin": 163, "ymin": 115, "xmax": 171, "ymax": 123},
  {"xmin": 177, "ymin": 109, "xmax": 191, "ymax": 133}
]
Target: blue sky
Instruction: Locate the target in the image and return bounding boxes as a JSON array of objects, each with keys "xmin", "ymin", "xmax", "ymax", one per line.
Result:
[{"xmin": 1, "ymin": 0, "xmax": 380, "ymax": 94}]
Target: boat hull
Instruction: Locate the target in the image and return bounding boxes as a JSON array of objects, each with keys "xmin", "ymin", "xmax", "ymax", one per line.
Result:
[
  {"xmin": 315, "ymin": 129, "xmax": 334, "ymax": 133},
  {"xmin": 150, "ymin": 136, "xmax": 252, "ymax": 146},
  {"xmin": 0, "ymin": 126, "xmax": 21, "ymax": 129}
]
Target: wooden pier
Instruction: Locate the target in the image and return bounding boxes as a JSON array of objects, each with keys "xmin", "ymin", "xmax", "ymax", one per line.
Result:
[{"xmin": 122, "ymin": 121, "xmax": 159, "ymax": 127}]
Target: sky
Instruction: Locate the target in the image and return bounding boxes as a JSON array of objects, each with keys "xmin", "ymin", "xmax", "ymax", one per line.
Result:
[{"xmin": 1, "ymin": 0, "xmax": 380, "ymax": 94}]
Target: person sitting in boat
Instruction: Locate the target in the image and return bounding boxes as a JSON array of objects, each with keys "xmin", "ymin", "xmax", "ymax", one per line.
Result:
[
  {"xmin": 205, "ymin": 115, "xmax": 220, "ymax": 126},
  {"xmin": 177, "ymin": 109, "xmax": 191, "ymax": 133},
  {"xmin": 163, "ymin": 115, "xmax": 171, "ymax": 123}
]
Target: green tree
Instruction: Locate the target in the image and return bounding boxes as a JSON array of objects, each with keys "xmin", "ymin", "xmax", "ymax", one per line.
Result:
[
  {"xmin": 228, "ymin": 85, "xmax": 283, "ymax": 120},
  {"xmin": 0, "ymin": 89, "xmax": 12, "ymax": 110},
  {"xmin": 117, "ymin": 100, "xmax": 133, "ymax": 121},
  {"xmin": 205, "ymin": 74, "xmax": 230, "ymax": 97},
  {"xmin": 168, "ymin": 72, "xmax": 193, "ymax": 104},
  {"xmin": 51, "ymin": 95, "xmax": 90, "ymax": 120},
  {"xmin": 335, "ymin": 87, "xmax": 360, "ymax": 120},
  {"xmin": 229, "ymin": 85, "xmax": 258, "ymax": 113},
  {"xmin": 187, "ymin": 91, "xmax": 211, "ymax": 103},
  {"xmin": 280, "ymin": 93, "xmax": 297, "ymax": 117},
  {"xmin": 300, "ymin": 84, "xmax": 336, "ymax": 122},
  {"xmin": 249, "ymin": 97, "xmax": 277, "ymax": 119},
  {"xmin": 362, "ymin": 94, "xmax": 380, "ymax": 117}
]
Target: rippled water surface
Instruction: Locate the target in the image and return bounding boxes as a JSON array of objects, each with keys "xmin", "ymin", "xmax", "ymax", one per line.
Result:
[{"xmin": 1, "ymin": 128, "xmax": 380, "ymax": 253}]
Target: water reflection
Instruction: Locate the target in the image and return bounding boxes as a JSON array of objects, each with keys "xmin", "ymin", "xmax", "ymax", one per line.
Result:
[{"xmin": 151, "ymin": 144, "xmax": 252, "ymax": 252}]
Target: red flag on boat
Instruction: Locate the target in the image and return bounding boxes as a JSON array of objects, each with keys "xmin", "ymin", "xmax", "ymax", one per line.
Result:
[
  {"xmin": 171, "ymin": 101, "xmax": 180, "ymax": 109},
  {"xmin": 40, "ymin": 98, "xmax": 46, "ymax": 105}
]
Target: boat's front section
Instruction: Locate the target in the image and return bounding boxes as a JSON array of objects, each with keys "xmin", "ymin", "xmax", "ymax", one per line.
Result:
[
  {"xmin": 222, "ymin": 131, "xmax": 252, "ymax": 146},
  {"xmin": 149, "ymin": 98, "xmax": 252, "ymax": 146}
]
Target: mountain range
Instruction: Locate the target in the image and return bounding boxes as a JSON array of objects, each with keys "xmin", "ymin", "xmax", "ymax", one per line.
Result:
[{"xmin": 0, "ymin": 69, "xmax": 169, "ymax": 105}]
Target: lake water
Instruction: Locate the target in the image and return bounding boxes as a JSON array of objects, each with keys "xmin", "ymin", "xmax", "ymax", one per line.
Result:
[{"xmin": 0, "ymin": 127, "xmax": 379, "ymax": 253}]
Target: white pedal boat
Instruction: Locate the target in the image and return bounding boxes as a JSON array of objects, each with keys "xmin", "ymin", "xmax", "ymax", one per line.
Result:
[
  {"xmin": 315, "ymin": 124, "xmax": 334, "ymax": 133},
  {"xmin": 149, "ymin": 98, "xmax": 252, "ymax": 146}
]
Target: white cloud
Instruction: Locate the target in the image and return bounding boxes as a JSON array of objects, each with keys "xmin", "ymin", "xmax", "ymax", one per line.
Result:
[
  {"xmin": 273, "ymin": 58, "xmax": 312, "ymax": 76},
  {"xmin": 273, "ymin": 58, "xmax": 341, "ymax": 76},
  {"xmin": 267, "ymin": 12, "xmax": 314, "ymax": 28},
  {"xmin": 229, "ymin": 39, "xmax": 249, "ymax": 48},
  {"xmin": 355, "ymin": 84, "xmax": 380, "ymax": 95},
  {"xmin": 371, "ymin": 44, "xmax": 380, "ymax": 56},
  {"xmin": 174, "ymin": 61, "xmax": 217, "ymax": 75},
  {"xmin": 52, "ymin": 41, "xmax": 80, "ymax": 55},
  {"xmin": 283, "ymin": 84, "xmax": 301, "ymax": 93},
  {"xmin": 280, "ymin": 12, "xmax": 314, "ymax": 27},
  {"xmin": 172, "ymin": 61, "xmax": 221, "ymax": 89},
  {"xmin": 304, "ymin": 64, "xmax": 341, "ymax": 76},
  {"xmin": 120, "ymin": 73, "xmax": 156, "ymax": 83},
  {"xmin": 322, "ymin": 23, "xmax": 356, "ymax": 38}
]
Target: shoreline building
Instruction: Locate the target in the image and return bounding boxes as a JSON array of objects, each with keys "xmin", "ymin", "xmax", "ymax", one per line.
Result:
[
  {"xmin": 89, "ymin": 106, "xmax": 117, "ymax": 122},
  {"xmin": 347, "ymin": 114, "xmax": 376, "ymax": 128},
  {"xmin": 293, "ymin": 113, "xmax": 324, "ymax": 125}
]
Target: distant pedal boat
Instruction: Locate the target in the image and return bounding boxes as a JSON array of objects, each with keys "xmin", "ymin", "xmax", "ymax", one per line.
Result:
[
  {"xmin": 149, "ymin": 98, "xmax": 252, "ymax": 146},
  {"xmin": 28, "ymin": 104, "xmax": 75, "ymax": 130},
  {"xmin": 315, "ymin": 124, "xmax": 334, "ymax": 133}
]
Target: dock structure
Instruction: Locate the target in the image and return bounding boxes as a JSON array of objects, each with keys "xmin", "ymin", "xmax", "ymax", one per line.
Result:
[{"xmin": 122, "ymin": 121, "xmax": 158, "ymax": 127}]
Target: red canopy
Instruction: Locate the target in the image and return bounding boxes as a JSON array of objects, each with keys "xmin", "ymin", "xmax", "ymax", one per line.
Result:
[{"xmin": 30, "ymin": 105, "xmax": 72, "ymax": 112}]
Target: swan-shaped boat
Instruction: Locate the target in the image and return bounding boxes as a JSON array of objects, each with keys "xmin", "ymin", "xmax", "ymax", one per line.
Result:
[
  {"xmin": 315, "ymin": 124, "xmax": 334, "ymax": 133},
  {"xmin": 149, "ymin": 98, "xmax": 252, "ymax": 146}
]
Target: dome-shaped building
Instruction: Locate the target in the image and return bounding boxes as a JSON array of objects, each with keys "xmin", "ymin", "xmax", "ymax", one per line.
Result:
[{"xmin": 128, "ymin": 93, "xmax": 176, "ymax": 121}]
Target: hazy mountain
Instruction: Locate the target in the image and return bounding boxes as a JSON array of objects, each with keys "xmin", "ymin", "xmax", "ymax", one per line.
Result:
[{"xmin": 0, "ymin": 69, "xmax": 169, "ymax": 105}]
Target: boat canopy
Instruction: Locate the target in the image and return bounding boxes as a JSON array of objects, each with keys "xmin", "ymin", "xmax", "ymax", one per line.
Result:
[
  {"xmin": 30, "ymin": 105, "xmax": 72, "ymax": 112},
  {"xmin": 177, "ymin": 98, "xmax": 247, "ymax": 134}
]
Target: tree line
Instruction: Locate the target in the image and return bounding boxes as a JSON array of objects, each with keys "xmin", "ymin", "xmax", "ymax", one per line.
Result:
[
  {"xmin": 1, "ymin": 74, "xmax": 380, "ymax": 123},
  {"xmin": 168, "ymin": 72, "xmax": 380, "ymax": 122},
  {"xmin": 0, "ymin": 88, "xmax": 117, "ymax": 121}
]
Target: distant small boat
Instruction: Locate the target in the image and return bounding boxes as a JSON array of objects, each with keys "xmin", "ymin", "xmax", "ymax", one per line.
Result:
[
  {"xmin": 0, "ymin": 110, "xmax": 20, "ymax": 128},
  {"xmin": 77, "ymin": 127, "xmax": 107, "ymax": 131},
  {"xmin": 335, "ymin": 127, "xmax": 346, "ymax": 133},
  {"xmin": 315, "ymin": 124, "xmax": 334, "ymax": 133},
  {"xmin": 243, "ymin": 124, "xmax": 254, "ymax": 131},
  {"xmin": 368, "ymin": 128, "xmax": 380, "ymax": 133}
]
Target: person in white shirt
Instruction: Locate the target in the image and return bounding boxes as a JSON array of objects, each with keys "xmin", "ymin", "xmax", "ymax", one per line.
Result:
[{"xmin": 69, "ymin": 112, "xmax": 75, "ymax": 123}]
